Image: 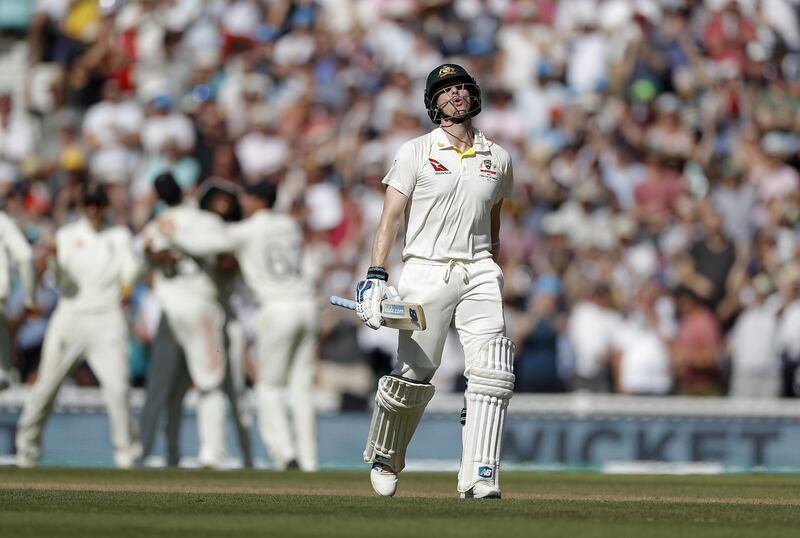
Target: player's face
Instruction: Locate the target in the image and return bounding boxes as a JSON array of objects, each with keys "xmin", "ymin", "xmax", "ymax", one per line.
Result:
[
  {"xmin": 209, "ymin": 192, "xmax": 234, "ymax": 218},
  {"xmin": 436, "ymin": 83, "xmax": 471, "ymax": 119},
  {"xmin": 240, "ymin": 193, "xmax": 262, "ymax": 217}
]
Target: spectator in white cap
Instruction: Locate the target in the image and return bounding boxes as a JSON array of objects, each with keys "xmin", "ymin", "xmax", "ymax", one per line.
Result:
[
  {"xmin": 140, "ymin": 93, "xmax": 196, "ymax": 157},
  {"xmin": 234, "ymin": 105, "xmax": 289, "ymax": 183}
]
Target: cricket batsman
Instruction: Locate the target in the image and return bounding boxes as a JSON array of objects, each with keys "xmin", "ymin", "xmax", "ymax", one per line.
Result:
[
  {"xmin": 16, "ymin": 184, "xmax": 142, "ymax": 467},
  {"xmin": 0, "ymin": 210, "xmax": 36, "ymax": 390},
  {"xmin": 356, "ymin": 64, "xmax": 515, "ymax": 498}
]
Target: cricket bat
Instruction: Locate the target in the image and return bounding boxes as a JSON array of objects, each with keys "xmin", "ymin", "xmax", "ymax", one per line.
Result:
[{"xmin": 329, "ymin": 296, "xmax": 427, "ymax": 331}]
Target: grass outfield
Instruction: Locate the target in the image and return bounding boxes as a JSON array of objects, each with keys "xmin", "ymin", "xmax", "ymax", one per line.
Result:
[{"xmin": 1, "ymin": 469, "xmax": 799, "ymax": 537}]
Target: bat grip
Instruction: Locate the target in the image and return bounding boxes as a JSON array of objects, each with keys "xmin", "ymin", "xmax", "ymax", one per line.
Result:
[{"xmin": 329, "ymin": 296, "xmax": 357, "ymax": 310}]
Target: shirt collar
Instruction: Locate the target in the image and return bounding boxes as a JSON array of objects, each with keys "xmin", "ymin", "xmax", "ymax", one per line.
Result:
[
  {"xmin": 78, "ymin": 216, "xmax": 101, "ymax": 234},
  {"xmin": 473, "ymin": 130, "xmax": 490, "ymax": 152},
  {"xmin": 431, "ymin": 127, "xmax": 491, "ymax": 154}
]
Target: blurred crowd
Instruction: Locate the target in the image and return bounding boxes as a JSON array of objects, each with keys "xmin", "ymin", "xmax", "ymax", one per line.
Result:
[{"xmin": 0, "ymin": 0, "xmax": 799, "ymax": 403}]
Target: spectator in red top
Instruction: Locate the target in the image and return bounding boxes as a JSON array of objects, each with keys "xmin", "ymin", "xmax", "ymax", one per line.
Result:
[
  {"xmin": 702, "ymin": 1, "xmax": 757, "ymax": 69},
  {"xmin": 674, "ymin": 287, "xmax": 724, "ymax": 396},
  {"xmin": 634, "ymin": 153, "xmax": 684, "ymax": 227}
]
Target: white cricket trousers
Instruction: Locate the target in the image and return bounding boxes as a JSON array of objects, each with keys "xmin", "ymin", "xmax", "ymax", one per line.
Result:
[
  {"xmin": 255, "ymin": 299, "xmax": 318, "ymax": 471},
  {"xmin": 395, "ymin": 258, "xmax": 506, "ymax": 382},
  {"xmin": 16, "ymin": 305, "xmax": 140, "ymax": 467},
  {"xmin": 162, "ymin": 297, "xmax": 228, "ymax": 467}
]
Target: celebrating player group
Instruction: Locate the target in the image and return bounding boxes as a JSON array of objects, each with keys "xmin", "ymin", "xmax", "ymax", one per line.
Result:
[{"xmin": 11, "ymin": 175, "xmax": 318, "ymax": 472}]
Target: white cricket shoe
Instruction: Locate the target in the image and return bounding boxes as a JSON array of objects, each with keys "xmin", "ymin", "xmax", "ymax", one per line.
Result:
[
  {"xmin": 16, "ymin": 452, "xmax": 37, "ymax": 469},
  {"xmin": 115, "ymin": 442, "xmax": 143, "ymax": 469},
  {"xmin": 460, "ymin": 481, "xmax": 501, "ymax": 499},
  {"xmin": 370, "ymin": 463, "xmax": 398, "ymax": 497}
]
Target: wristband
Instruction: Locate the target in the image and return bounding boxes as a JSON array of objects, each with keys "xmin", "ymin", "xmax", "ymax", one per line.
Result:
[{"xmin": 367, "ymin": 266, "xmax": 389, "ymax": 281}]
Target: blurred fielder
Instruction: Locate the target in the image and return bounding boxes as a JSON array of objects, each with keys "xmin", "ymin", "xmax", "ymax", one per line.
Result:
[
  {"xmin": 167, "ymin": 181, "xmax": 318, "ymax": 471},
  {"xmin": 356, "ymin": 64, "xmax": 514, "ymax": 498},
  {"xmin": 16, "ymin": 184, "xmax": 142, "ymax": 467},
  {"xmin": 0, "ymin": 211, "xmax": 36, "ymax": 390},
  {"xmin": 139, "ymin": 178, "xmax": 253, "ymax": 467},
  {"xmin": 142, "ymin": 173, "xmax": 230, "ymax": 468}
]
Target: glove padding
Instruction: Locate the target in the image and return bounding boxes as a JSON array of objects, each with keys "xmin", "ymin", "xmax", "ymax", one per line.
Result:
[
  {"xmin": 356, "ymin": 279, "xmax": 385, "ymax": 329},
  {"xmin": 384, "ymin": 285, "xmax": 399, "ymax": 301},
  {"xmin": 355, "ymin": 280, "xmax": 399, "ymax": 330}
]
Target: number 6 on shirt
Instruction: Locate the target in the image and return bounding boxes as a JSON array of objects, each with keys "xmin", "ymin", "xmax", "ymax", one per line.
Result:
[{"xmin": 329, "ymin": 296, "xmax": 427, "ymax": 331}]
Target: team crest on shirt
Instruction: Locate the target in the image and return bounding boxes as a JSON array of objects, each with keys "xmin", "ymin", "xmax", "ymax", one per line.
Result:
[
  {"xmin": 428, "ymin": 158, "xmax": 450, "ymax": 174},
  {"xmin": 479, "ymin": 158, "xmax": 498, "ymax": 181}
]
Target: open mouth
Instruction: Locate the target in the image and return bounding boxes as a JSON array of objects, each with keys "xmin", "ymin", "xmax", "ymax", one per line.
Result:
[{"xmin": 451, "ymin": 99, "xmax": 467, "ymax": 112}]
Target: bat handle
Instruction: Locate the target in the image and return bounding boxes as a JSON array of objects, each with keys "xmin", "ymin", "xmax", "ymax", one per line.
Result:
[{"xmin": 329, "ymin": 295, "xmax": 357, "ymax": 311}]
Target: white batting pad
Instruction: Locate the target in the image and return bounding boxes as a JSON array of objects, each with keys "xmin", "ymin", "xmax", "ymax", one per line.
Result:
[
  {"xmin": 458, "ymin": 337, "xmax": 515, "ymax": 493},
  {"xmin": 363, "ymin": 375, "xmax": 435, "ymax": 473}
]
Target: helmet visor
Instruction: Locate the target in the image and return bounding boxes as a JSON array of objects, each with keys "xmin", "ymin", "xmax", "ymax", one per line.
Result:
[{"xmin": 429, "ymin": 81, "xmax": 481, "ymax": 123}]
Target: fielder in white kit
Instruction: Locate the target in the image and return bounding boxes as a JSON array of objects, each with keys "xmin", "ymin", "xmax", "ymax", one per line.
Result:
[
  {"xmin": 356, "ymin": 64, "xmax": 514, "ymax": 498},
  {"xmin": 16, "ymin": 185, "xmax": 142, "ymax": 467},
  {"xmin": 142, "ymin": 173, "xmax": 230, "ymax": 467},
  {"xmin": 0, "ymin": 211, "xmax": 36, "ymax": 390},
  {"xmin": 166, "ymin": 181, "xmax": 318, "ymax": 471}
]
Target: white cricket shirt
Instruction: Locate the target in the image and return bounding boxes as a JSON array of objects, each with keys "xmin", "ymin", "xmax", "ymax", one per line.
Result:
[
  {"xmin": 566, "ymin": 301, "xmax": 621, "ymax": 379},
  {"xmin": 168, "ymin": 208, "xmax": 311, "ymax": 304},
  {"xmin": 226, "ymin": 209, "xmax": 310, "ymax": 302},
  {"xmin": 729, "ymin": 303, "xmax": 780, "ymax": 377},
  {"xmin": 0, "ymin": 212, "xmax": 34, "ymax": 305},
  {"xmin": 55, "ymin": 218, "xmax": 140, "ymax": 312},
  {"xmin": 382, "ymin": 127, "xmax": 513, "ymax": 263},
  {"xmin": 612, "ymin": 315, "xmax": 672, "ymax": 395},
  {"xmin": 143, "ymin": 205, "xmax": 224, "ymax": 307}
]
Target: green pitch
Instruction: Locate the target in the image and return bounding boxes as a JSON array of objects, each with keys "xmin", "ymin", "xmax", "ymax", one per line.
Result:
[{"xmin": 1, "ymin": 468, "xmax": 799, "ymax": 537}]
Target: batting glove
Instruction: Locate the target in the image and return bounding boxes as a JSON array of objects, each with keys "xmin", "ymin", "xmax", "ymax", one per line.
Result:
[
  {"xmin": 384, "ymin": 285, "xmax": 400, "ymax": 301},
  {"xmin": 356, "ymin": 266, "xmax": 389, "ymax": 330}
]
